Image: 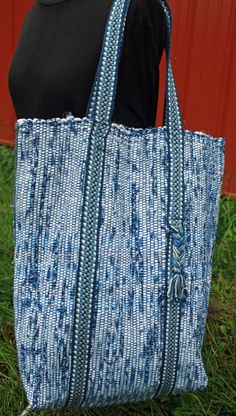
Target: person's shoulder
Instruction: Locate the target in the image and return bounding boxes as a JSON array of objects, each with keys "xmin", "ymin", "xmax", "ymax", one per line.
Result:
[
  {"xmin": 14, "ymin": 2, "xmax": 38, "ymax": 42},
  {"xmin": 21, "ymin": 2, "xmax": 39, "ymax": 28},
  {"xmin": 135, "ymin": 0, "xmax": 167, "ymax": 23},
  {"xmin": 127, "ymin": 0, "xmax": 167, "ymax": 33},
  {"xmin": 127, "ymin": 1, "xmax": 167, "ymax": 38},
  {"xmin": 137, "ymin": 0, "xmax": 168, "ymax": 49},
  {"xmin": 124, "ymin": 0, "xmax": 167, "ymax": 63}
]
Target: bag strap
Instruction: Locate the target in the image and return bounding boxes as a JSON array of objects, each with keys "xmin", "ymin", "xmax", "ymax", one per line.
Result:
[
  {"xmin": 85, "ymin": 1, "xmax": 186, "ymax": 293},
  {"xmin": 85, "ymin": 0, "xmax": 185, "ymax": 219},
  {"xmin": 85, "ymin": 0, "xmax": 184, "ymax": 134},
  {"xmin": 85, "ymin": 0, "xmax": 131, "ymax": 124}
]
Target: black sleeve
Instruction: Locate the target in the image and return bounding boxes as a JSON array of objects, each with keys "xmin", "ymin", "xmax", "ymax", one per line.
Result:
[{"xmin": 123, "ymin": 0, "xmax": 167, "ymax": 63}]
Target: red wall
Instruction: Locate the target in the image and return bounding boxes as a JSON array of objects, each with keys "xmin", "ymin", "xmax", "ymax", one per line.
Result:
[
  {"xmin": 1, "ymin": 0, "xmax": 236, "ymax": 196},
  {"xmin": 0, "ymin": 1, "xmax": 32, "ymax": 147}
]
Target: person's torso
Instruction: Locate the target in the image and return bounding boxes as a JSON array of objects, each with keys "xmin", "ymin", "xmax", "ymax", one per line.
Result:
[{"xmin": 8, "ymin": 0, "xmax": 167, "ymax": 128}]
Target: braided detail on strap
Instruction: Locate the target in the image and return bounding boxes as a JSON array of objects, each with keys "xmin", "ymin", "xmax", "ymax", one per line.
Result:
[{"xmin": 167, "ymin": 223, "xmax": 188, "ymax": 303}]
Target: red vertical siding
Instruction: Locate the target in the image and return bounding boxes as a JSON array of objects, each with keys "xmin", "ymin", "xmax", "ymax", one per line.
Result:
[
  {"xmin": 1, "ymin": 0, "xmax": 236, "ymax": 195},
  {"xmin": 156, "ymin": 0, "xmax": 236, "ymax": 196},
  {"xmin": 0, "ymin": 1, "xmax": 15, "ymax": 147},
  {"xmin": 0, "ymin": 0, "xmax": 34, "ymax": 146}
]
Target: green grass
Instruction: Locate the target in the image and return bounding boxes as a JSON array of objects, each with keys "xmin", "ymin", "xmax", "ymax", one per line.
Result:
[{"xmin": 0, "ymin": 144, "xmax": 235, "ymax": 416}]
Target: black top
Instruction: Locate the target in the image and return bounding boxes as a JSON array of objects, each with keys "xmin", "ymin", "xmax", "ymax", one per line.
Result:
[{"xmin": 8, "ymin": 0, "xmax": 167, "ymax": 128}]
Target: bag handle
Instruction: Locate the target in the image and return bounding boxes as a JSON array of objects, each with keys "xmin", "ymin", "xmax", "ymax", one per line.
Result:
[
  {"xmin": 85, "ymin": 0, "xmax": 185, "ymax": 230},
  {"xmin": 85, "ymin": 1, "xmax": 186, "ymax": 292},
  {"xmin": 85, "ymin": 0, "xmax": 186, "ymax": 222},
  {"xmin": 85, "ymin": 0, "xmax": 184, "ymax": 135}
]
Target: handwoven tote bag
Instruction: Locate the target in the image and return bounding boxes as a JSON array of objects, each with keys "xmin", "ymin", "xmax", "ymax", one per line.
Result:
[{"xmin": 13, "ymin": 0, "xmax": 225, "ymax": 414}]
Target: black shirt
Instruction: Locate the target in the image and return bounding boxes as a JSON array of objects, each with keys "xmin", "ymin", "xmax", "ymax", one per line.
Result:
[{"xmin": 8, "ymin": 0, "xmax": 167, "ymax": 128}]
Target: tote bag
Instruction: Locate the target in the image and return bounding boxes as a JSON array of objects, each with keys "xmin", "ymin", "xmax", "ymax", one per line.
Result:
[{"xmin": 13, "ymin": 0, "xmax": 225, "ymax": 414}]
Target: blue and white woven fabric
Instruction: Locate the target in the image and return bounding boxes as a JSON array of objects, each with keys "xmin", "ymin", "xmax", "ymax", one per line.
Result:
[{"xmin": 13, "ymin": 0, "xmax": 225, "ymax": 413}]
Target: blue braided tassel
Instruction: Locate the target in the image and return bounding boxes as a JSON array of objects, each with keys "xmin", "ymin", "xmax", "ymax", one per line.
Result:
[
  {"xmin": 167, "ymin": 273, "xmax": 188, "ymax": 302},
  {"xmin": 167, "ymin": 222, "xmax": 188, "ymax": 303},
  {"xmin": 19, "ymin": 405, "xmax": 32, "ymax": 416}
]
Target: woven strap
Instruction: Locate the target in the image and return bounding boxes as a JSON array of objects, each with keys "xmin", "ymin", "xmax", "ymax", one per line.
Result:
[
  {"xmin": 86, "ymin": 1, "xmax": 183, "ymax": 129},
  {"xmin": 85, "ymin": 0, "xmax": 131, "ymax": 124},
  {"xmin": 85, "ymin": 0, "xmax": 185, "ymax": 225}
]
